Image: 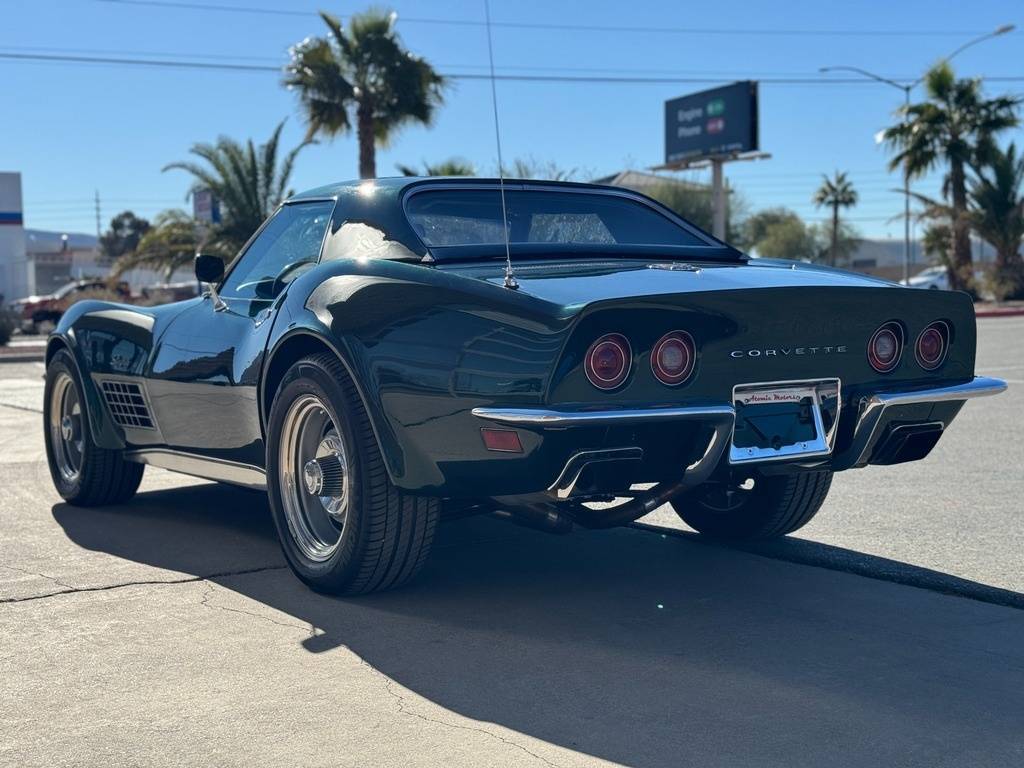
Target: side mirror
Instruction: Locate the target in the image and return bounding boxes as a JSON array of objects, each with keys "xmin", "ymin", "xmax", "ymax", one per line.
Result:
[{"xmin": 194, "ymin": 253, "xmax": 224, "ymax": 284}]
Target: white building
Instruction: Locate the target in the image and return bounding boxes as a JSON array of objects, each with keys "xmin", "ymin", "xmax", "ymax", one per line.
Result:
[
  {"xmin": 0, "ymin": 172, "xmax": 30, "ymax": 302},
  {"xmin": 24, "ymin": 229, "xmax": 103, "ymax": 295}
]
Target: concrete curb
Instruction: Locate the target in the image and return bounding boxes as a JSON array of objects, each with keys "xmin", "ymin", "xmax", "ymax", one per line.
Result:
[{"xmin": 976, "ymin": 308, "xmax": 1024, "ymax": 318}]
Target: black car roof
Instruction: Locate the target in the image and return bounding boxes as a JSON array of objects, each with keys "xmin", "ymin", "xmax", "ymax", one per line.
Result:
[
  {"xmin": 287, "ymin": 176, "xmax": 656, "ymax": 202},
  {"xmin": 287, "ymin": 177, "xmax": 738, "ymax": 260}
]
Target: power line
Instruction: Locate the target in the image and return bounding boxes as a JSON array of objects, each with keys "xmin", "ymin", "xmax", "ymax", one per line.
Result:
[
  {"xmin": 8, "ymin": 50, "xmax": 1024, "ymax": 85},
  {"xmin": 93, "ymin": 0, "xmax": 1018, "ymax": 38},
  {"xmin": 0, "ymin": 51, "xmax": 278, "ymax": 73},
  {"xmin": 0, "ymin": 45, "xmax": 984, "ymax": 83},
  {"xmin": 0, "ymin": 43, "xmax": 282, "ymax": 63}
]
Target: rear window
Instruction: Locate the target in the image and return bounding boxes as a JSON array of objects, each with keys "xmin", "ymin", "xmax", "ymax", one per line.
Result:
[{"xmin": 406, "ymin": 188, "xmax": 707, "ymax": 249}]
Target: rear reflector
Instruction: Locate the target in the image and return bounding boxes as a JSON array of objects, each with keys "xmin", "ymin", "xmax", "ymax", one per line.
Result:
[{"xmin": 481, "ymin": 428, "xmax": 523, "ymax": 453}]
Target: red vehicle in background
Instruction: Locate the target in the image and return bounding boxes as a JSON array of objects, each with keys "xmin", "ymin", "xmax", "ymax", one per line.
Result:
[{"xmin": 9, "ymin": 279, "xmax": 130, "ymax": 335}]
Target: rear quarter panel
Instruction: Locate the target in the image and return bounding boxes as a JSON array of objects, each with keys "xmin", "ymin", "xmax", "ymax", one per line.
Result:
[{"xmin": 271, "ymin": 259, "xmax": 574, "ymax": 491}]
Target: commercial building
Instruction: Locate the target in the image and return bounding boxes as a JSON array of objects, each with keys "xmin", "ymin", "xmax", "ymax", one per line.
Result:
[{"xmin": 0, "ymin": 172, "xmax": 29, "ymax": 302}]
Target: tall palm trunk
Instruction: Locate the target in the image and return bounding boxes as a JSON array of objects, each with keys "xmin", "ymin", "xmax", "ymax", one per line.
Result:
[
  {"xmin": 357, "ymin": 102, "xmax": 376, "ymax": 179},
  {"xmin": 830, "ymin": 204, "xmax": 839, "ymax": 266},
  {"xmin": 949, "ymin": 157, "xmax": 972, "ymax": 292}
]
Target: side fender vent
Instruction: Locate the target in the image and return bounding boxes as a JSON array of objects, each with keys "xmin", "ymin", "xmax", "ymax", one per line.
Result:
[{"xmin": 101, "ymin": 380, "xmax": 155, "ymax": 430}]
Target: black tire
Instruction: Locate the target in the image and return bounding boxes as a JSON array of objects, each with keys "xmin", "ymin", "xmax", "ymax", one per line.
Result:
[
  {"xmin": 43, "ymin": 349, "xmax": 144, "ymax": 506},
  {"xmin": 266, "ymin": 353, "xmax": 438, "ymax": 595},
  {"xmin": 670, "ymin": 470, "xmax": 832, "ymax": 540}
]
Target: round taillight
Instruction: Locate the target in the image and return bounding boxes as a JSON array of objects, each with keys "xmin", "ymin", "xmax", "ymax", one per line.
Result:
[
  {"xmin": 584, "ymin": 333, "xmax": 631, "ymax": 390},
  {"xmin": 868, "ymin": 322, "xmax": 903, "ymax": 373},
  {"xmin": 916, "ymin": 321, "xmax": 949, "ymax": 370},
  {"xmin": 651, "ymin": 331, "xmax": 696, "ymax": 386}
]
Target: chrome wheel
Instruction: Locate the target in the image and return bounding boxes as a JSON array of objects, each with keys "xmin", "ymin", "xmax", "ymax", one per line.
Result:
[
  {"xmin": 49, "ymin": 371, "xmax": 84, "ymax": 482},
  {"xmin": 278, "ymin": 394, "xmax": 351, "ymax": 562}
]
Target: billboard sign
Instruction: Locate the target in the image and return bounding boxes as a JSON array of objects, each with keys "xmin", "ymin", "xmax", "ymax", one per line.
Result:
[
  {"xmin": 193, "ymin": 188, "xmax": 221, "ymax": 225},
  {"xmin": 665, "ymin": 81, "xmax": 758, "ymax": 164}
]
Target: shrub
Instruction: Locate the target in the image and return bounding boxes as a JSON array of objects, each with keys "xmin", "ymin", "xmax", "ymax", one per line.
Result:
[{"xmin": 0, "ymin": 310, "xmax": 15, "ymax": 347}]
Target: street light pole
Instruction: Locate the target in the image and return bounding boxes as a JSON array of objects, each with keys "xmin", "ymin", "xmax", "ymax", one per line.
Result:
[
  {"xmin": 903, "ymin": 85, "xmax": 911, "ymax": 285},
  {"xmin": 820, "ymin": 24, "xmax": 1014, "ymax": 284}
]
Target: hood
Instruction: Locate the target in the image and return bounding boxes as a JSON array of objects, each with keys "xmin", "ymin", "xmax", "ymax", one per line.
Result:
[{"xmin": 439, "ymin": 257, "xmax": 896, "ymax": 309}]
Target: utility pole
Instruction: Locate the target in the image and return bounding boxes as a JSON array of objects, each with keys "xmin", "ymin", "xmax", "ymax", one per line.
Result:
[
  {"xmin": 94, "ymin": 190, "xmax": 101, "ymax": 239},
  {"xmin": 902, "ymin": 87, "xmax": 911, "ymax": 284},
  {"xmin": 711, "ymin": 158, "xmax": 726, "ymax": 240}
]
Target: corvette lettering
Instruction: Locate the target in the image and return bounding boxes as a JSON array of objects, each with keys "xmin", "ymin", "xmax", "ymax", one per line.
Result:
[{"xmin": 730, "ymin": 346, "xmax": 849, "ymax": 358}]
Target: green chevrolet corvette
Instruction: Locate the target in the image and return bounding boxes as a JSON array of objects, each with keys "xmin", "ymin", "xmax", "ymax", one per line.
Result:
[{"xmin": 43, "ymin": 178, "xmax": 1005, "ymax": 593}]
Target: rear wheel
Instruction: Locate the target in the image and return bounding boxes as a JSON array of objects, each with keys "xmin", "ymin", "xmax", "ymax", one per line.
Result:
[
  {"xmin": 44, "ymin": 349, "xmax": 144, "ymax": 506},
  {"xmin": 266, "ymin": 353, "xmax": 438, "ymax": 594},
  {"xmin": 670, "ymin": 469, "xmax": 832, "ymax": 540}
]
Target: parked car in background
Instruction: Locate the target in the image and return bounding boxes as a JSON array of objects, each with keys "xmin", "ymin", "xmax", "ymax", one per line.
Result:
[
  {"xmin": 903, "ymin": 266, "xmax": 949, "ymax": 290},
  {"xmin": 10, "ymin": 279, "xmax": 130, "ymax": 335},
  {"xmin": 139, "ymin": 281, "xmax": 199, "ymax": 305}
]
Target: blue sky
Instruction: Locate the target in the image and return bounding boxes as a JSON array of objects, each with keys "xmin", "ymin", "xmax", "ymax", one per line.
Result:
[{"xmin": 2, "ymin": 0, "xmax": 1021, "ymax": 240}]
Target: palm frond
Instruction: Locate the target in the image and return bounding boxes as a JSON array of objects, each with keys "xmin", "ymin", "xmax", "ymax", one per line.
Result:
[{"xmin": 283, "ymin": 7, "xmax": 446, "ymax": 172}]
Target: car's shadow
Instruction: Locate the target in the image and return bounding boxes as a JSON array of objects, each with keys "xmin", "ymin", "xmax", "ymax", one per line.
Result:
[{"xmin": 53, "ymin": 484, "xmax": 1024, "ymax": 767}]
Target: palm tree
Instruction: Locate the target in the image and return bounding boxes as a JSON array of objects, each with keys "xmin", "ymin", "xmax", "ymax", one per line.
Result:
[
  {"xmin": 921, "ymin": 221, "xmax": 953, "ymax": 268},
  {"xmin": 505, "ymin": 157, "xmax": 578, "ymax": 181},
  {"xmin": 396, "ymin": 158, "xmax": 475, "ymax": 176},
  {"xmin": 812, "ymin": 171, "xmax": 858, "ymax": 267},
  {"xmin": 284, "ymin": 9, "xmax": 446, "ymax": 179},
  {"xmin": 883, "ymin": 62, "xmax": 1020, "ymax": 291},
  {"xmin": 970, "ymin": 143, "xmax": 1024, "ymax": 299},
  {"xmin": 112, "ymin": 210, "xmax": 199, "ymax": 280},
  {"xmin": 163, "ymin": 120, "xmax": 306, "ymax": 254}
]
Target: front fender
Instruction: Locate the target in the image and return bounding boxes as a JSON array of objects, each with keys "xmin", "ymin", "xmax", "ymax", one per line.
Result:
[
  {"xmin": 48, "ymin": 300, "xmax": 160, "ymax": 450},
  {"xmin": 48, "ymin": 298, "xmax": 195, "ymax": 451}
]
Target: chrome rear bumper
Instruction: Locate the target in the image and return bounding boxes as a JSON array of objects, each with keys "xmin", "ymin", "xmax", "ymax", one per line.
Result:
[
  {"xmin": 845, "ymin": 375, "xmax": 1006, "ymax": 466},
  {"xmin": 472, "ymin": 375, "xmax": 1006, "ymax": 478}
]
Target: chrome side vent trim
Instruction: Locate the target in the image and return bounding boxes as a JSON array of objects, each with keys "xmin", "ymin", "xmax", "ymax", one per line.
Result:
[{"xmin": 101, "ymin": 380, "xmax": 155, "ymax": 430}]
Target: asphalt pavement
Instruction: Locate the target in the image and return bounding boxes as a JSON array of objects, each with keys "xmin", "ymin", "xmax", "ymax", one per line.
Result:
[{"xmin": 1, "ymin": 319, "xmax": 1022, "ymax": 767}]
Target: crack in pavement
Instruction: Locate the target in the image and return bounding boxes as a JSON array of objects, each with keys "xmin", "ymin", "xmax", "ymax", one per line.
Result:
[
  {"xmin": 361, "ymin": 659, "xmax": 567, "ymax": 768},
  {"xmin": 198, "ymin": 580, "xmax": 315, "ymax": 637},
  {"xmin": 1, "ymin": 563, "xmax": 77, "ymax": 592},
  {"xmin": 0, "ymin": 565, "xmax": 287, "ymax": 605},
  {"xmin": 0, "ymin": 401, "xmax": 42, "ymax": 414}
]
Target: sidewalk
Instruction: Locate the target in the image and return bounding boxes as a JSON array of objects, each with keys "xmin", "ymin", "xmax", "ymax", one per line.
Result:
[{"xmin": 0, "ymin": 336, "xmax": 46, "ymax": 363}]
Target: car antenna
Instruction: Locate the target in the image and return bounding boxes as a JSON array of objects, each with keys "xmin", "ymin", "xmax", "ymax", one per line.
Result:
[{"xmin": 483, "ymin": 0, "xmax": 518, "ymax": 290}]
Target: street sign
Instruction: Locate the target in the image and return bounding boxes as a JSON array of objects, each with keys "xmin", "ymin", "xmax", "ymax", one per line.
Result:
[
  {"xmin": 665, "ymin": 81, "xmax": 759, "ymax": 164},
  {"xmin": 193, "ymin": 188, "xmax": 221, "ymax": 225}
]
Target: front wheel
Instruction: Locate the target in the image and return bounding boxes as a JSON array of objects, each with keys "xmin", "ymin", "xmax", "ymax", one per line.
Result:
[
  {"xmin": 266, "ymin": 353, "xmax": 438, "ymax": 595},
  {"xmin": 43, "ymin": 349, "xmax": 144, "ymax": 506},
  {"xmin": 670, "ymin": 469, "xmax": 832, "ymax": 540}
]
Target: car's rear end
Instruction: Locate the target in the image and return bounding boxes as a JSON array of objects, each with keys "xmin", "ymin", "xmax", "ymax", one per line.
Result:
[
  {"xmin": 397, "ymin": 179, "xmax": 1005, "ymax": 533},
  {"xmin": 470, "ymin": 263, "xmax": 1001, "ymax": 505}
]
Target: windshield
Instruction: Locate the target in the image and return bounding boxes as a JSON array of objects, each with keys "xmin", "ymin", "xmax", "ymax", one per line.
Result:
[{"xmin": 405, "ymin": 188, "xmax": 711, "ymax": 251}]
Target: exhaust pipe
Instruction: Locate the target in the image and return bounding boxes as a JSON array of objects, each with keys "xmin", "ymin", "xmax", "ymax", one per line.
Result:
[
  {"xmin": 491, "ymin": 502, "xmax": 574, "ymax": 534},
  {"xmin": 565, "ymin": 479, "xmax": 691, "ymax": 529}
]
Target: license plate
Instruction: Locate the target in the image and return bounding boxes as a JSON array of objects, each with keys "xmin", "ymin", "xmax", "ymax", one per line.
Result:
[{"xmin": 729, "ymin": 380, "xmax": 840, "ymax": 465}]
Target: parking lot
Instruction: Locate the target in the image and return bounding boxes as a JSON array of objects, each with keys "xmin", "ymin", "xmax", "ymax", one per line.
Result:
[{"xmin": 1, "ymin": 318, "xmax": 1022, "ymax": 767}]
